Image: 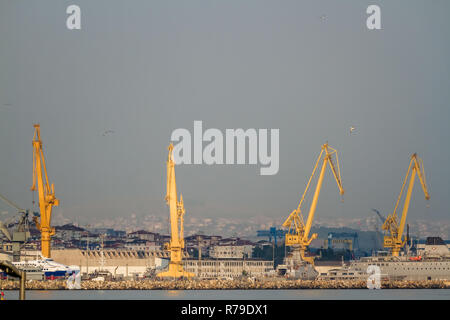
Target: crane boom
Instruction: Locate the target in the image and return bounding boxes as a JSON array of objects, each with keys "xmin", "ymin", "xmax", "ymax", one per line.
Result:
[
  {"xmin": 157, "ymin": 144, "xmax": 193, "ymax": 278},
  {"xmin": 382, "ymin": 153, "xmax": 430, "ymax": 256},
  {"xmin": 372, "ymin": 209, "xmax": 385, "ymax": 223},
  {"xmin": 0, "ymin": 193, "xmax": 25, "ymax": 213},
  {"xmin": 283, "ymin": 143, "xmax": 344, "ymax": 265},
  {"xmin": 31, "ymin": 124, "xmax": 59, "ymax": 258}
]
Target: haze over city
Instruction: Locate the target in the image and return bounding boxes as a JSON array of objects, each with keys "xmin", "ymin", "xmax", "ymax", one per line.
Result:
[{"xmin": 1, "ymin": 0, "xmax": 449, "ymax": 231}]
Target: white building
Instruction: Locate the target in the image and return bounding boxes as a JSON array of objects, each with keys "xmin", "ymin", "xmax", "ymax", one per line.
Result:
[
  {"xmin": 49, "ymin": 249, "xmax": 172, "ymax": 279},
  {"xmin": 124, "ymin": 243, "xmax": 161, "ymax": 251},
  {"xmin": 183, "ymin": 259, "xmax": 273, "ymax": 279}
]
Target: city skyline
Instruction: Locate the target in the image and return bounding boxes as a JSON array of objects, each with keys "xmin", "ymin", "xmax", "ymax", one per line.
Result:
[{"xmin": 40, "ymin": 210, "xmax": 450, "ymax": 241}]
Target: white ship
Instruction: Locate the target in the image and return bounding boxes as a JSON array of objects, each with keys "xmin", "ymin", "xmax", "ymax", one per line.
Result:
[
  {"xmin": 13, "ymin": 256, "xmax": 80, "ymax": 280},
  {"xmin": 317, "ymin": 237, "xmax": 450, "ymax": 281}
]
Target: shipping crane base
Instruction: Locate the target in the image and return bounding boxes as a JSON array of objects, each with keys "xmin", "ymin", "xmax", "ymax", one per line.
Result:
[{"xmin": 156, "ymin": 265, "xmax": 194, "ymax": 279}]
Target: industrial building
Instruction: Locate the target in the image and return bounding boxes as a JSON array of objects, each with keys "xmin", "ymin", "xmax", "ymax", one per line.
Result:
[
  {"xmin": 183, "ymin": 259, "xmax": 273, "ymax": 279},
  {"xmin": 41, "ymin": 249, "xmax": 170, "ymax": 279}
]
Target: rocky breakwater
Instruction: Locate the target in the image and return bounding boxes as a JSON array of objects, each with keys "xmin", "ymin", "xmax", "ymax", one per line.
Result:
[{"xmin": 1, "ymin": 278, "xmax": 449, "ymax": 290}]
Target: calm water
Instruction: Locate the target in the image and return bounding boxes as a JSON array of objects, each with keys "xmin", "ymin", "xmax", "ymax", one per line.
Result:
[{"xmin": 3, "ymin": 289, "xmax": 450, "ymax": 300}]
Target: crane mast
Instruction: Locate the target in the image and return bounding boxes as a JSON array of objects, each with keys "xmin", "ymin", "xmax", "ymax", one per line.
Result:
[
  {"xmin": 31, "ymin": 124, "xmax": 59, "ymax": 258},
  {"xmin": 283, "ymin": 143, "xmax": 344, "ymax": 265},
  {"xmin": 382, "ymin": 153, "xmax": 430, "ymax": 256},
  {"xmin": 157, "ymin": 144, "xmax": 194, "ymax": 278}
]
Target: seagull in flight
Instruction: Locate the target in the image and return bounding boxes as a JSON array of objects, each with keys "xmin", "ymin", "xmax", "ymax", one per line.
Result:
[{"xmin": 102, "ymin": 130, "xmax": 115, "ymax": 136}]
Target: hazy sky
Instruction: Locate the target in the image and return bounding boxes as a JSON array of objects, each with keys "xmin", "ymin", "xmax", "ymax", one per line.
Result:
[{"xmin": 1, "ymin": 1, "xmax": 449, "ymax": 225}]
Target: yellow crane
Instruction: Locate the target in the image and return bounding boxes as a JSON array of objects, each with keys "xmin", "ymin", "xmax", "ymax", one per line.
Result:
[
  {"xmin": 31, "ymin": 124, "xmax": 59, "ymax": 258},
  {"xmin": 157, "ymin": 144, "xmax": 194, "ymax": 278},
  {"xmin": 382, "ymin": 153, "xmax": 430, "ymax": 256},
  {"xmin": 282, "ymin": 143, "xmax": 344, "ymax": 265}
]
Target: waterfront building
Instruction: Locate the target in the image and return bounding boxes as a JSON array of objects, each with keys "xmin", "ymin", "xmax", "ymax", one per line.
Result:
[{"xmin": 183, "ymin": 259, "xmax": 273, "ymax": 278}]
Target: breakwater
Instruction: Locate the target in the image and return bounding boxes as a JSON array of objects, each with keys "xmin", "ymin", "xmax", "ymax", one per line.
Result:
[{"xmin": 1, "ymin": 279, "xmax": 449, "ymax": 290}]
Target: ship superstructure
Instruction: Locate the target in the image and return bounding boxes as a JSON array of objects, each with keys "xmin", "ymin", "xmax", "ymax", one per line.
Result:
[
  {"xmin": 317, "ymin": 237, "xmax": 450, "ymax": 281},
  {"xmin": 13, "ymin": 256, "xmax": 80, "ymax": 280}
]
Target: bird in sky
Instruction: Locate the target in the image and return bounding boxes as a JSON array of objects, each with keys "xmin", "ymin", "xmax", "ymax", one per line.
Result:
[
  {"xmin": 102, "ymin": 130, "xmax": 115, "ymax": 136},
  {"xmin": 350, "ymin": 126, "xmax": 356, "ymax": 134}
]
